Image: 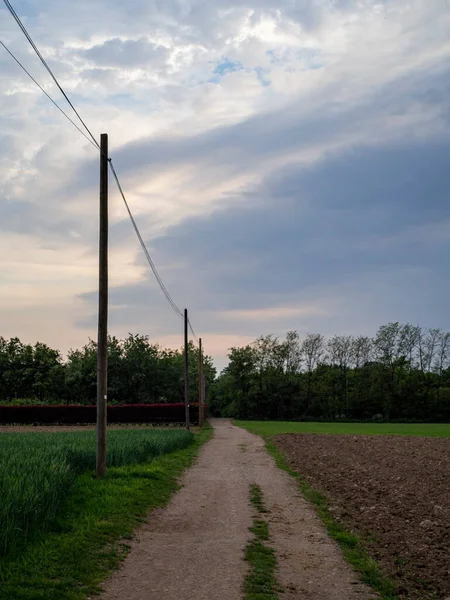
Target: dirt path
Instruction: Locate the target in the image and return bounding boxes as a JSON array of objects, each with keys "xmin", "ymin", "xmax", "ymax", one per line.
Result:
[{"xmin": 99, "ymin": 420, "xmax": 377, "ymax": 600}]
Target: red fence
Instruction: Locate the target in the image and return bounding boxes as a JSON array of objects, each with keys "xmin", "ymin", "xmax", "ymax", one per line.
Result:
[{"xmin": 0, "ymin": 403, "xmax": 203, "ymax": 425}]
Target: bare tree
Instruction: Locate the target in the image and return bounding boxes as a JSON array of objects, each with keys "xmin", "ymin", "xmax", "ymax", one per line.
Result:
[
  {"xmin": 327, "ymin": 335, "xmax": 354, "ymax": 414},
  {"xmin": 284, "ymin": 330, "xmax": 303, "ymax": 374},
  {"xmin": 374, "ymin": 322, "xmax": 414, "ymax": 367},
  {"xmin": 253, "ymin": 335, "xmax": 281, "ymax": 372},
  {"xmin": 374, "ymin": 323, "xmax": 398, "ymax": 366},
  {"xmin": 374, "ymin": 323, "xmax": 408, "ymax": 417},
  {"xmin": 398, "ymin": 324, "xmax": 421, "ymax": 366},
  {"xmin": 351, "ymin": 336, "xmax": 373, "ymax": 368},
  {"xmin": 414, "ymin": 326, "xmax": 427, "ymax": 372},
  {"xmin": 302, "ymin": 333, "xmax": 325, "ymax": 372},
  {"xmin": 327, "ymin": 335, "xmax": 354, "ymax": 369},
  {"xmin": 301, "ymin": 333, "xmax": 325, "ymax": 413},
  {"xmin": 422, "ymin": 328, "xmax": 441, "ymax": 373},
  {"xmin": 435, "ymin": 331, "xmax": 450, "ymax": 375}
]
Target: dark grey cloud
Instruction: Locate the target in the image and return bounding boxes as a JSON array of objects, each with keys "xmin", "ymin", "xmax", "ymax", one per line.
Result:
[
  {"xmin": 80, "ymin": 68, "xmax": 118, "ymax": 86},
  {"xmin": 153, "ymin": 134, "xmax": 450, "ymax": 286},
  {"xmin": 81, "ymin": 38, "xmax": 169, "ymax": 69},
  {"xmin": 68, "ymin": 42, "xmax": 450, "ymax": 345},
  {"xmin": 92, "ymin": 131, "xmax": 450, "ymax": 340},
  {"xmin": 0, "ymin": 195, "xmax": 84, "ymax": 241}
]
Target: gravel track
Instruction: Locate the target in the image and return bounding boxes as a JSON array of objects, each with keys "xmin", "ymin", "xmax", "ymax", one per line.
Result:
[{"xmin": 99, "ymin": 420, "xmax": 377, "ymax": 600}]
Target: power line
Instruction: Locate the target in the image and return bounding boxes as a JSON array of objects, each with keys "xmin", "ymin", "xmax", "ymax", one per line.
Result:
[
  {"xmin": 3, "ymin": 1, "xmax": 201, "ymax": 339},
  {"xmin": 188, "ymin": 320, "xmax": 198, "ymax": 341},
  {"xmin": 108, "ymin": 160, "xmax": 184, "ymax": 320},
  {"xmin": 2, "ymin": 0, "xmax": 99, "ymax": 149},
  {"xmin": 3, "ymin": 38, "xmax": 188, "ymax": 325},
  {"xmin": 0, "ymin": 41, "xmax": 99, "ymax": 150}
]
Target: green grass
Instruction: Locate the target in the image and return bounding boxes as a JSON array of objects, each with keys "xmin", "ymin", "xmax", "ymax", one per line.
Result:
[
  {"xmin": 244, "ymin": 483, "xmax": 281, "ymax": 600},
  {"xmin": 244, "ymin": 539, "xmax": 279, "ymax": 600},
  {"xmin": 235, "ymin": 420, "xmax": 450, "ymax": 437},
  {"xmin": 249, "ymin": 483, "xmax": 268, "ymax": 513},
  {"xmin": 250, "ymin": 519, "xmax": 270, "ymax": 541},
  {"xmin": 0, "ymin": 427, "xmax": 212, "ymax": 600},
  {"xmin": 0, "ymin": 429, "xmax": 193, "ymax": 558}
]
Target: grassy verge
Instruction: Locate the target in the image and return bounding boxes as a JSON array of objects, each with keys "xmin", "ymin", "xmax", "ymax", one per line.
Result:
[
  {"xmin": 244, "ymin": 483, "xmax": 281, "ymax": 600},
  {"xmin": 0, "ymin": 427, "xmax": 212, "ymax": 600},
  {"xmin": 0, "ymin": 428, "xmax": 193, "ymax": 557},
  {"xmin": 262, "ymin": 437, "xmax": 398, "ymax": 600},
  {"xmin": 234, "ymin": 420, "xmax": 450, "ymax": 437}
]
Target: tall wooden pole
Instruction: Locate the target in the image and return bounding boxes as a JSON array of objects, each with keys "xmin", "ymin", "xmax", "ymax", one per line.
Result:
[
  {"xmin": 184, "ymin": 309, "xmax": 190, "ymax": 430},
  {"xmin": 96, "ymin": 133, "xmax": 108, "ymax": 478},
  {"xmin": 202, "ymin": 371, "xmax": 206, "ymax": 421},
  {"xmin": 198, "ymin": 338, "xmax": 204, "ymax": 427}
]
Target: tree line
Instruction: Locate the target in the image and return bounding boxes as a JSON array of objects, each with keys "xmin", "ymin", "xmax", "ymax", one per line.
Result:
[
  {"xmin": 3, "ymin": 323, "xmax": 450, "ymax": 421},
  {"xmin": 0, "ymin": 334, "xmax": 216, "ymax": 405},
  {"xmin": 211, "ymin": 323, "xmax": 450, "ymax": 421}
]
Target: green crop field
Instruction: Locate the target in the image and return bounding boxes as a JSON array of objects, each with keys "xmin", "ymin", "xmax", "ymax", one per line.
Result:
[
  {"xmin": 0, "ymin": 428, "xmax": 193, "ymax": 558},
  {"xmin": 235, "ymin": 420, "xmax": 450, "ymax": 438}
]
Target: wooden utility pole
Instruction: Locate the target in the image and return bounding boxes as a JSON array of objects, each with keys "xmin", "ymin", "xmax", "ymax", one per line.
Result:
[
  {"xmin": 198, "ymin": 338, "xmax": 204, "ymax": 427},
  {"xmin": 184, "ymin": 309, "xmax": 190, "ymax": 430},
  {"xmin": 202, "ymin": 371, "xmax": 206, "ymax": 421},
  {"xmin": 96, "ymin": 133, "xmax": 108, "ymax": 478}
]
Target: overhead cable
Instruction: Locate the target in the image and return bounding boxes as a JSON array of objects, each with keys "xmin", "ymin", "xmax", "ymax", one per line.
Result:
[
  {"xmin": 109, "ymin": 160, "xmax": 184, "ymax": 320},
  {"xmin": 3, "ymin": 1, "xmax": 200, "ymax": 336},
  {"xmin": 188, "ymin": 320, "xmax": 198, "ymax": 341},
  {"xmin": 0, "ymin": 40, "xmax": 98, "ymax": 149},
  {"xmin": 3, "ymin": 0, "xmax": 100, "ymax": 149}
]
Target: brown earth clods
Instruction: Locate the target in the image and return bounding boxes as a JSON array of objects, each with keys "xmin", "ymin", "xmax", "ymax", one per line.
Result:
[{"xmin": 274, "ymin": 433, "xmax": 450, "ymax": 599}]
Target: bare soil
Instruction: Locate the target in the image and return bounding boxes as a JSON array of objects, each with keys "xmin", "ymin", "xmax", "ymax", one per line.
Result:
[
  {"xmin": 274, "ymin": 433, "xmax": 450, "ymax": 599},
  {"xmin": 99, "ymin": 420, "xmax": 376, "ymax": 600}
]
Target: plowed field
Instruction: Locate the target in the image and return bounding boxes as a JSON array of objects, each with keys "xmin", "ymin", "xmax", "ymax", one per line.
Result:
[{"xmin": 274, "ymin": 434, "xmax": 450, "ymax": 599}]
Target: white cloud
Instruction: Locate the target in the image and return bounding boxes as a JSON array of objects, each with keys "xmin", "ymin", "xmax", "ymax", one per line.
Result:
[
  {"xmin": 221, "ymin": 304, "xmax": 329, "ymax": 322},
  {"xmin": 0, "ymin": 0, "xmax": 449, "ymax": 365}
]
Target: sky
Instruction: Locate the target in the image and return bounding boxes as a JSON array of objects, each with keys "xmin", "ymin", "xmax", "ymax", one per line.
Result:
[{"xmin": 1, "ymin": 0, "xmax": 449, "ymax": 370}]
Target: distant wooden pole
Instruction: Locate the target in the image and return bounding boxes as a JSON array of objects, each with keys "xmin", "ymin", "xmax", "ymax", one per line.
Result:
[
  {"xmin": 96, "ymin": 133, "xmax": 108, "ymax": 478},
  {"xmin": 198, "ymin": 338, "xmax": 204, "ymax": 427},
  {"xmin": 184, "ymin": 309, "xmax": 190, "ymax": 430},
  {"xmin": 202, "ymin": 371, "xmax": 206, "ymax": 421}
]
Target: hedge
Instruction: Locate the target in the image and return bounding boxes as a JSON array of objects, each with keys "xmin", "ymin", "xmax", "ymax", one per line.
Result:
[{"xmin": 0, "ymin": 403, "xmax": 203, "ymax": 425}]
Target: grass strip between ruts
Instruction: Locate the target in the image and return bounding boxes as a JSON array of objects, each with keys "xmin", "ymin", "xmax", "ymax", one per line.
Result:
[
  {"xmin": 0, "ymin": 426, "xmax": 213, "ymax": 600},
  {"xmin": 244, "ymin": 483, "xmax": 282, "ymax": 600}
]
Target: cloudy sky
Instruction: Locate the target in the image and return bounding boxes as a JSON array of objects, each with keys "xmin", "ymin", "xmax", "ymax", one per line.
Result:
[{"xmin": 1, "ymin": 0, "xmax": 449, "ymax": 368}]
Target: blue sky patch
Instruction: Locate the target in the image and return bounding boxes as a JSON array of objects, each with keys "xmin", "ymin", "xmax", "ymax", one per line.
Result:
[{"xmin": 213, "ymin": 58, "xmax": 243, "ymax": 76}]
